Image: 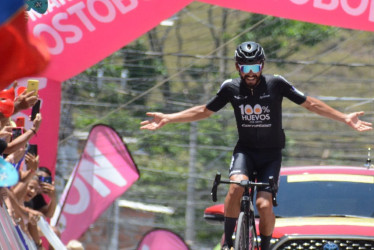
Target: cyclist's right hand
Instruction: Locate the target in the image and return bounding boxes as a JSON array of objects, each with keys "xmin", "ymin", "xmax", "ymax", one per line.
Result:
[{"xmin": 140, "ymin": 112, "xmax": 169, "ymax": 130}]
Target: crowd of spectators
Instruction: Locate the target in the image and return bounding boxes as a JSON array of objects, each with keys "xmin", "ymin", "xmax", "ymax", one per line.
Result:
[
  {"xmin": 0, "ymin": 82, "xmax": 83, "ymax": 249},
  {"xmin": 0, "ymin": 2, "xmax": 86, "ymax": 248}
]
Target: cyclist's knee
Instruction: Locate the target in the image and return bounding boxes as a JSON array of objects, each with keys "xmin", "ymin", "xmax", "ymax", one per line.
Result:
[
  {"xmin": 256, "ymin": 199, "xmax": 271, "ymax": 213},
  {"xmin": 227, "ymin": 184, "xmax": 244, "ymax": 199},
  {"xmin": 227, "ymin": 174, "xmax": 248, "ymax": 199},
  {"xmin": 256, "ymin": 192, "xmax": 273, "ymax": 213}
]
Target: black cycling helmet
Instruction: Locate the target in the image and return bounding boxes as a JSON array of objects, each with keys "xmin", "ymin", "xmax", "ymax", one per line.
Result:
[{"xmin": 235, "ymin": 41, "xmax": 265, "ymax": 64}]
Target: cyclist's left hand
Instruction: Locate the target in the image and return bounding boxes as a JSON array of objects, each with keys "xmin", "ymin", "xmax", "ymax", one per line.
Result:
[
  {"xmin": 140, "ymin": 112, "xmax": 169, "ymax": 130},
  {"xmin": 345, "ymin": 112, "xmax": 372, "ymax": 132}
]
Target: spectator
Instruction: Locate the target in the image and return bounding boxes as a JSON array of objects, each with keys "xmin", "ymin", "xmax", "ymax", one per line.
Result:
[
  {"xmin": 5, "ymin": 174, "xmax": 44, "ymax": 247},
  {"xmin": 25, "ymin": 166, "xmax": 57, "ymax": 218},
  {"xmin": 28, "ymin": 166, "xmax": 61, "ymax": 248},
  {"xmin": 10, "ymin": 152, "xmax": 44, "ymax": 247},
  {"xmin": 23, "ymin": 176, "xmax": 45, "ymax": 249}
]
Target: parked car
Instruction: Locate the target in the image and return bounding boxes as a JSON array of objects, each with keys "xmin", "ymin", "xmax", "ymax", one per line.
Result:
[{"xmin": 204, "ymin": 165, "xmax": 374, "ymax": 249}]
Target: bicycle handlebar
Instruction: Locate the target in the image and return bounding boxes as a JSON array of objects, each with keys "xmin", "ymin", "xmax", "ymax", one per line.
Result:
[{"xmin": 210, "ymin": 172, "xmax": 278, "ymax": 206}]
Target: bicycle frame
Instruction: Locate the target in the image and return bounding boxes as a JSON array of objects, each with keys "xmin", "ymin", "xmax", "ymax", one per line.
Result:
[{"xmin": 211, "ymin": 173, "xmax": 277, "ymax": 250}]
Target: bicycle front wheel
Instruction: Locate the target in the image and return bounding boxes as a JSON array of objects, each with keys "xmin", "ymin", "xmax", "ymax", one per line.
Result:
[
  {"xmin": 234, "ymin": 212, "xmax": 249, "ymax": 250},
  {"xmin": 248, "ymin": 217, "xmax": 255, "ymax": 250}
]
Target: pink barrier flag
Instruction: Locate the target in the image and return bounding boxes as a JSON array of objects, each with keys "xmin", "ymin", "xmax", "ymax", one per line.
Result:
[
  {"xmin": 55, "ymin": 124, "xmax": 140, "ymax": 244},
  {"xmin": 137, "ymin": 229, "xmax": 189, "ymax": 250}
]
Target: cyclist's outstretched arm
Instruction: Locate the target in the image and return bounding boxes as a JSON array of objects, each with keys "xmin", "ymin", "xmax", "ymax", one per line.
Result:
[
  {"xmin": 140, "ymin": 105, "xmax": 214, "ymax": 131},
  {"xmin": 301, "ymin": 96, "xmax": 372, "ymax": 132}
]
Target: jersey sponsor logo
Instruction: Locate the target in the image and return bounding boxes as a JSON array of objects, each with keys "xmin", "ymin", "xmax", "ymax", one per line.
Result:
[
  {"xmin": 239, "ymin": 104, "xmax": 271, "ymax": 122},
  {"xmin": 242, "ymin": 124, "xmax": 272, "ymax": 128},
  {"xmin": 260, "ymin": 94, "xmax": 270, "ymax": 99}
]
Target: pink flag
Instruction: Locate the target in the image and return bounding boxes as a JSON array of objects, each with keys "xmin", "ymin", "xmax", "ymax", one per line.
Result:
[
  {"xmin": 137, "ymin": 229, "xmax": 189, "ymax": 250},
  {"xmin": 55, "ymin": 124, "xmax": 139, "ymax": 244}
]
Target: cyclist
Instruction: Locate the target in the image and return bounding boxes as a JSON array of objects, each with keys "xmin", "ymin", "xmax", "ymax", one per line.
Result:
[{"xmin": 140, "ymin": 41, "xmax": 372, "ymax": 250}]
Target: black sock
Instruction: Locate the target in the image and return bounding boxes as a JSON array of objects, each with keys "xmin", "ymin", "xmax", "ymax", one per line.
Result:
[
  {"xmin": 260, "ymin": 234, "xmax": 272, "ymax": 250},
  {"xmin": 224, "ymin": 217, "xmax": 237, "ymax": 248}
]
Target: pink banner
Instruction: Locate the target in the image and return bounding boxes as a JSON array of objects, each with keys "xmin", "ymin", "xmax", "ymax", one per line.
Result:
[
  {"xmin": 137, "ymin": 229, "xmax": 189, "ymax": 250},
  {"xmin": 27, "ymin": 0, "xmax": 193, "ymax": 82},
  {"xmin": 56, "ymin": 124, "xmax": 139, "ymax": 244},
  {"xmin": 199, "ymin": 0, "xmax": 374, "ymax": 32},
  {"xmin": 11, "ymin": 77, "xmax": 61, "ymax": 175}
]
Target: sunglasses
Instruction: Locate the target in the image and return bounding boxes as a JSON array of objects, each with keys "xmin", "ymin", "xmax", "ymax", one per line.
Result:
[{"xmin": 238, "ymin": 64, "xmax": 262, "ymax": 73}]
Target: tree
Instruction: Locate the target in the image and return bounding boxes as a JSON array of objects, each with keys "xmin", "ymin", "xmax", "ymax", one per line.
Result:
[{"xmin": 239, "ymin": 14, "xmax": 336, "ymax": 60}]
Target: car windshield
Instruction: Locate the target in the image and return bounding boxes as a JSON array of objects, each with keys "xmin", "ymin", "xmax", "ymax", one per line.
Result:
[{"xmin": 271, "ymin": 175, "xmax": 374, "ymax": 218}]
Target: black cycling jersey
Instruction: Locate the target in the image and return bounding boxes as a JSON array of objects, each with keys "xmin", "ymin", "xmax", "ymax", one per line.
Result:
[{"xmin": 206, "ymin": 74, "xmax": 307, "ymax": 149}]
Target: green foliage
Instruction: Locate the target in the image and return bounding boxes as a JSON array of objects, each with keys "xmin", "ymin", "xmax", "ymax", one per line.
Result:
[
  {"xmin": 74, "ymin": 112, "xmax": 98, "ymax": 129},
  {"xmin": 239, "ymin": 14, "xmax": 337, "ymax": 59},
  {"xmin": 124, "ymin": 39, "xmax": 167, "ymax": 91}
]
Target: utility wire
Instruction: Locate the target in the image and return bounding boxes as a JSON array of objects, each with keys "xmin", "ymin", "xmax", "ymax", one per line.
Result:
[{"xmin": 118, "ymin": 49, "xmax": 374, "ymax": 68}]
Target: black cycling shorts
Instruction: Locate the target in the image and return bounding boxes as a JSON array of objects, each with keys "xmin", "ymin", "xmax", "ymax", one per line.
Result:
[{"xmin": 229, "ymin": 145, "xmax": 282, "ymax": 193}]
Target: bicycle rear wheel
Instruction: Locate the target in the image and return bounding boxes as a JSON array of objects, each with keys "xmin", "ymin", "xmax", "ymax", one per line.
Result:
[{"xmin": 234, "ymin": 212, "xmax": 248, "ymax": 250}]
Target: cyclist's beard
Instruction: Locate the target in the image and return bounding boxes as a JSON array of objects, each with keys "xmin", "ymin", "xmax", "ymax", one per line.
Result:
[{"xmin": 240, "ymin": 74, "xmax": 260, "ymax": 88}]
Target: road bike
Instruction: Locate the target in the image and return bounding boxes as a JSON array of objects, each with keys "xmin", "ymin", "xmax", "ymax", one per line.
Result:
[{"xmin": 210, "ymin": 172, "xmax": 278, "ymax": 250}]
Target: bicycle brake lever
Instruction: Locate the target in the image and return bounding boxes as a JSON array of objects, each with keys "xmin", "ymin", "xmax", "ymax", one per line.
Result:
[
  {"xmin": 269, "ymin": 176, "xmax": 278, "ymax": 207},
  {"xmin": 211, "ymin": 173, "xmax": 221, "ymax": 202}
]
